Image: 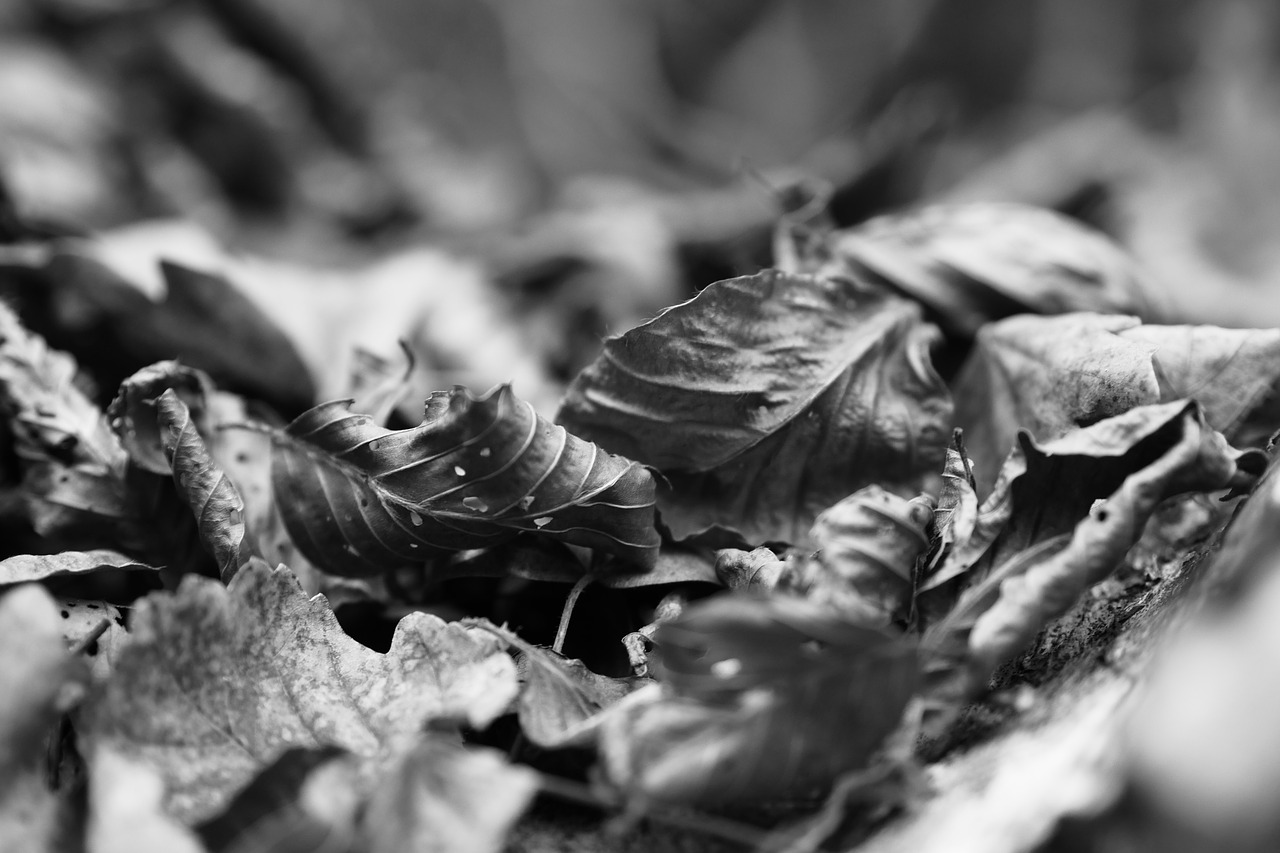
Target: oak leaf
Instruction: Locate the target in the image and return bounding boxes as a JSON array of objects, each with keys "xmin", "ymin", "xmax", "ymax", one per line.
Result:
[{"xmin": 81, "ymin": 561, "xmax": 519, "ymax": 823}]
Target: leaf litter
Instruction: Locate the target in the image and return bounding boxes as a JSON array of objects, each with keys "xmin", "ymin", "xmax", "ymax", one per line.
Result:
[{"xmin": 0, "ymin": 75, "xmax": 1279, "ymax": 853}]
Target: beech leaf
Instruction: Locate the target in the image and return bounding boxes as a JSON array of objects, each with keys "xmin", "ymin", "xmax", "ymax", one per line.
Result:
[
  {"xmin": 800, "ymin": 203, "xmax": 1159, "ymax": 338},
  {"xmin": 0, "ymin": 585, "xmax": 87, "ymax": 853},
  {"xmin": 81, "ymin": 560, "xmax": 519, "ymax": 823},
  {"xmin": 954, "ymin": 313, "xmax": 1280, "ymax": 493},
  {"xmin": 557, "ymin": 269, "xmax": 952, "ymax": 546},
  {"xmin": 597, "ymin": 595, "xmax": 918, "ymax": 807},
  {"xmin": 271, "ymin": 384, "xmax": 660, "ymax": 576}
]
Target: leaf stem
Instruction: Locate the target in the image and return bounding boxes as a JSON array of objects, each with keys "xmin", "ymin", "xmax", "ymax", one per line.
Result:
[{"xmin": 553, "ymin": 575, "xmax": 592, "ymax": 654}]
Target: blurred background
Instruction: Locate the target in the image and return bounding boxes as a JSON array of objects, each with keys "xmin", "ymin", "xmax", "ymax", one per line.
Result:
[{"xmin": 2, "ymin": 0, "xmax": 1280, "ymax": 414}]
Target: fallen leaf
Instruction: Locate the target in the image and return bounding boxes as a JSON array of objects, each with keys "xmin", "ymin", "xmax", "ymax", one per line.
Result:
[
  {"xmin": 557, "ymin": 269, "xmax": 952, "ymax": 546},
  {"xmin": 784, "ymin": 487, "xmax": 935, "ymax": 626},
  {"xmin": 714, "ymin": 547, "xmax": 788, "ymax": 593},
  {"xmin": 346, "ymin": 343, "xmax": 414, "ymax": 427},
  {"xmin": 597, "ymin": 595, "xmax": 918, "ymax": 807},
  {"xmin": 360, "ymin": 736, "xmax": 538, "ymax": 853},
  {"xmin": 81, "ymin": 560, "xmax": 519, "ymax": 823},
  {"xmin": 0, "ymin": 585, "xmax": 87, "ymax": 853},
  {"xmin": 953, "ymin": 313, "xmax": 1280, "ymax": 493},
  {"xmin": 0, "ymin": 301, "xmax": 128, "ymax": 544},
  {"xmin": 194, "ymin": 747, "xmax": 358, "ymax": 853},
  {"xmin": 106, "ymin": 360, "xmax": 214, "ymax": 477},
  {"xmin": 468, "ymin": 621, "xmax": 648, "ymax": 749},
  {"xmin": 921, "ymin": 402, "xmax": 1263, "ymax": 719},
  {"xmin": 799, "ymin": 203, "xmax": 1159, "ymax": 338},
  {"xmin": 87, "ymin": 747, "xmax": 207, "ymax": 853},
  {"xmin": 157, "ymin": 389, "xmax": 260, "ymax": 583},
  {"xmin": 56, "ymin": 598, "xmax": 126, "ymax": 683},
  {"xmin": 919, "ymin": 431, "xmax": 979, "ymax": 595},
  {"xmin": 922, "ymin": 401, "xmax": 1261, "ymax": 602},
  {"xmin": 0, "ymin": 549, "xmax": 151, "ymax": 586},
  {"xmin": 271, "ymin": 384, "xmax": 660, "ymax": 576}
]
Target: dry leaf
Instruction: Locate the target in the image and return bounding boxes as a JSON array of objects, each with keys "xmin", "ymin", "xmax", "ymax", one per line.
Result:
[
  {"xmin": 801, "ymin": 203, "xmax": 1158, "ymax": 338},
  {"xmin": 785, "ymin": 487, "xmax": 934, "ymax": 626},
  {"xmin": 361, "ymin": 736, "xmax": 538, "ymax": 853},
  {"xmin": 271, "ymin": 384, "xmax": 659, "ymax": 576},
  {"xmin": 0, "ymin": 549, "xmax": 151, "ymax": 586},
  {"xmin": 715, "ymin": 547, "xmax": 788, "ymax": 593},
  {"xmin": 921, "ymin": 402, "xmax": 1263, "ymax": 719},
  {"xmin": 87, "ymin": 747, "xmax": 207, "ymax": 853},
  {"xmin": 157, "ymin": 389, "xmax": 260, "ymax": 583},
  {"xmin": 919, "ymin": 431, "xmax": 979, "ymax": 595},
  {"xmin": 0, "ymin": 585, "xmax": 87, "ymax": 853},
  {"xmin": 597, "ymin": 595, "xmax": 918, "ymax": 807},
  {"xmin": 954, "ymin": 313, "xmax": 1280, "ymax": 493},
  {"xmin": 557, "ymin": 269, "xmax": 952, "ymax": 546},
  {"xmin": 81, "ymin": 560, "xmax": 519, "ymax": 823}
]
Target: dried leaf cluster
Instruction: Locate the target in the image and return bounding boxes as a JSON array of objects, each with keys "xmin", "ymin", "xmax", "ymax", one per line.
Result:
[{"xmin": 1, "ymin": 189, "xmax": 1279, "ymax": 853}]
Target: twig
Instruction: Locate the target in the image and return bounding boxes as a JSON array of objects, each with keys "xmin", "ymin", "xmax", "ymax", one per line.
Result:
[{"xmin": 70, "ymin": 618, "xmax": 112, "ymax": 656}]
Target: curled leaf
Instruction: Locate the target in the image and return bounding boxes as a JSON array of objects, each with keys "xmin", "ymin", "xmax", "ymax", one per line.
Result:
[
  {"xmin": 785, "ymin": 487, "xmax": 934, "ymax": 626},
  {"xmin": 558, "ymin": 269, "xmax": 952, "ymax": 545},
  {"xmin": 0, "ymin": 549, "xmax": 152, "ymax": 586},
  {"xmin": 156, "ymin": 390, "xmax": 260, "ymax": 583},
  {"xmin": 598, "ymin": 595, "xmax": 918, "ymax": 807},
  {"xmin": 82, "ymin": 561, "xmax": 519, "ymax": 822},
  {"xmin": 954, "ymin": 313, "xmax": 1280, "ymax": 492},
  {"xmin": 715, "ymin": 547, "xmax": 788, "ymax": 593},
  {"xmin": 921, "ymin": 402, "xmax": 1263, "ymax": 721},
  {"xmin": 106, "ymin": 360, "xmax": 213, "ymax": 477},
  {"xmin": 807, "ymin": 203, "xmax": 1159, "ymax": 338},
  {"xmin": 920, "ymin": 431, "xmax": 979, "ymax": 592},
  {"xmin": 271, "ymin": 384, "xmax": 659, "ymax": 576}
]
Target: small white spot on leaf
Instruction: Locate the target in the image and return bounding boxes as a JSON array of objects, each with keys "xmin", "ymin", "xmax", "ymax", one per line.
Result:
[
  {"xmin": 455, "ymin": 466, "xmax": 466, "ymax": 477},
  {"xmin": 479, "ymin": 447, "xmax": 491, "ymax": 458},
  {"xmin": 409, "ymin": 511, "xmax": 424, "ymax": 527},
  {"xmin": 533, "ymin": 517, "xmax": 553, "ymax": 528},
  {"xmin": 710, "ymin": 658, "xmax": 742, "ymax": 679},
  {"xmin": 463, "ymin": 497, "xmax": 488, "ymax": 513}
]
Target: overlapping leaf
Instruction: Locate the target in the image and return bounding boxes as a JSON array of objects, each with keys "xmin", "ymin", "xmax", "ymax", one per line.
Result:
[
  {"xmin": 271, "ymin": 384, "xmax": 660, "ymax": 576},
  {"xmin": 0, "ymin": 549, "xmax": 151, "ymax": 586},
  {"xmin": 81, "ymin": 560, "xmax": 520, "ymax": 823},
  {"xmin": 557, "ymin": 269, "xmax": 952, "ymax": 546},
  {"xmin": 596, "ymin": 595, "xmax": 918, "ymax": 807},
  {"xmin": 791, "ymin": 203, "xmax": 1159, "ymax": 338},
  {"xmin": 954, "ymin": 313, "xmax": 1280, "ymax": 493},
  {"xmin": 784, "ymin": 487, "xmax": 935, "ymax": 626},
  {"xmin": 920, "ymin": 402, "xmax": 1264, "ymax": 722}
]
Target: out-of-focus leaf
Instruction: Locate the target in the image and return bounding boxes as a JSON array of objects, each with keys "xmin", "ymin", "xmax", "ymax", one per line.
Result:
[
  {"xmin": 0, "ymin": 585, "xmax": 87, "ymax": 852},
  {"xmin": 57, "ymin": 598, "xmax": 126, "ymax": 683},
  {"xmin": 715, "ymin": 547, "xmax": 788, "ymax": 593},
  {"xmin": 796, "ymin": 203, "xmax": 1158, "ymax": 338},
  {"xmin": 921, "ymin": 402, "xmax": 1263, "ymax": 722},
  {"xmin": 194, "ymin": 747, "xmax": 358, "ymax": 853},
  {"xmin": 954, "ymin": 313, "xmax": 1280, "ymax": 493},
  {"xmin": 87, "ymin": 747, "xmax": 207, "ymax": 853},
  {"xmin": 0, "ymin": 301, "xmax": 128, "ymax": 541},
  {"xmin": 557, "ymin": 269, "xmax": 952, "ymax": 546},
  {"xmin": 44, "ymin": 250, "xmax": 316, "ymax": 412},
  {"xmin": 360, "ymin": 736, "xmax": 538, "ymax": 853},
  {"xmin": 0, "ymin": 549, "xmax": 152, "ymax": 586},
  {"xmin": 81, "ymin": 560, "xmax": 519, "ymax": 823},
  {"xmin": 597, "ymin": 595, "xmax": 918, "ymax": 807},
  {"xmin": 785, "ymin": 487, "xmax": 934, "ymax": 626},
  {"xmin": 271, "ymin": 384, "xmax": 659, "ymax": 577},
  {"xmin": 157, "ymin": 389, "xmax": 260, "ymax": 583},
  {"xmin": 1124, "ymin": 472, "xmax": 1280, "ymax": 853},
  {"xmin": 347, "ymin": 343, "xmax": 413, "ymax": 427}
]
